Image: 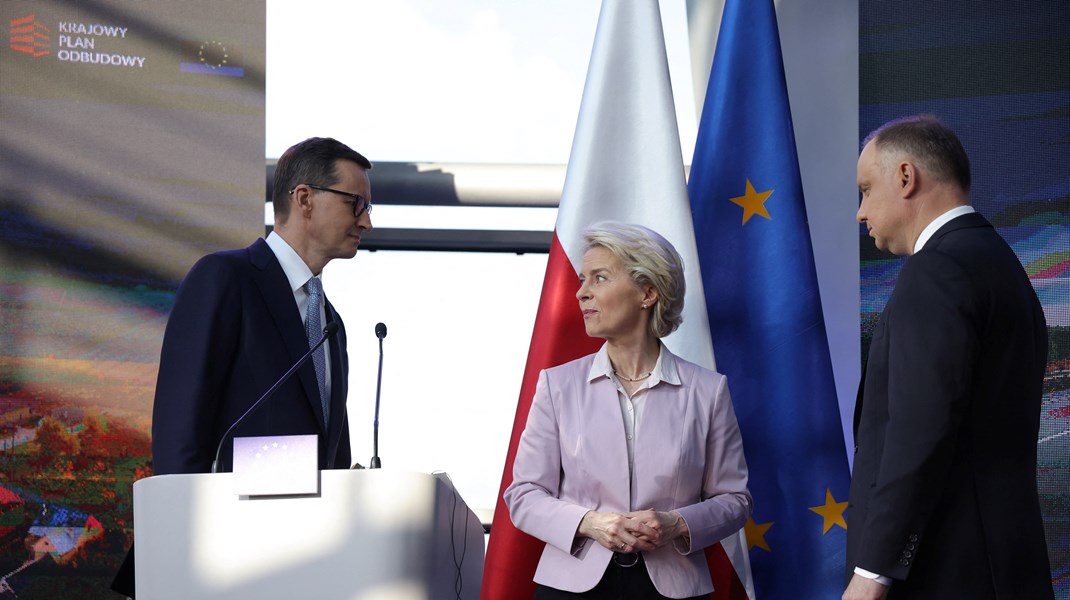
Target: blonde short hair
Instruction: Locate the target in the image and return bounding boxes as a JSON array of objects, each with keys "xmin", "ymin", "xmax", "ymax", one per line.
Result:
[{"xmin": 582, "ymin": 221, "xmax": 685, "ymax": 339}]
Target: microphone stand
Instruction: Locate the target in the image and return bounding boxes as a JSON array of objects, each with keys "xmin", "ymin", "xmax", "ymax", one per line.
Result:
[{"xmin": 370, "ymin": 323, "xmax": 386, "ymax": 468}]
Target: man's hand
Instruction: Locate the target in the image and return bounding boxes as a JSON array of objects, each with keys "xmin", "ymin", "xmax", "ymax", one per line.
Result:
[{"xmin": 843, "ymin": 574, "xmax": 890, "ymax": 600}]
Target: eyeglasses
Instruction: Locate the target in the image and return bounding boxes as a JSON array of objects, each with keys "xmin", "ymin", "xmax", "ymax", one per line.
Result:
[{"xmin": 290, "ymin": 183, "xmax": 372, "ymax": 217}]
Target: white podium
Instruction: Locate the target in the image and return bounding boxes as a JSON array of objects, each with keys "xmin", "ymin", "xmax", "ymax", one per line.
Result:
[{"xmin": 134, "ymin": 469, "xmax": 484, "ymax": 599}]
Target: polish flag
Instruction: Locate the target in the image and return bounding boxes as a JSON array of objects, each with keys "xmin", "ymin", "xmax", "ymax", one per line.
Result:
[{"xmin": 481, "ymin": 0, "xmax": 753, "ymax": 597}]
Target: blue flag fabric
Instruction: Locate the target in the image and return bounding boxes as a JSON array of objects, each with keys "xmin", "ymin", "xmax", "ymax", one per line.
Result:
[{"xmin": 688, "ymin": 0, "xmax": 852, "ymax": 598}]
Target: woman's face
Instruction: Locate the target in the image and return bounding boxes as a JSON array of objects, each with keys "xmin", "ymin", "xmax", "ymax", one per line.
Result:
[{"xmin": 576, "ymin": 247, "xmax": 653, "ymax": 343}]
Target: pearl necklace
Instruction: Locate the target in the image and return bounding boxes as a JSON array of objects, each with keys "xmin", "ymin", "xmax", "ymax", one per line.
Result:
[{"xmin": 614, "ymin": 370, "xmax": 651, "ymax": 382}]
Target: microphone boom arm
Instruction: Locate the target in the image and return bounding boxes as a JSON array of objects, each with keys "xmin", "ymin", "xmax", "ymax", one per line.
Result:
[{"xmin": 211, "ymin": 322, "xmax": 339, "ymax": 473}]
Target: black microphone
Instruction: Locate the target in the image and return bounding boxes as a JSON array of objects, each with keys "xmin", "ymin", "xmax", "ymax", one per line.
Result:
[
  {"xmin": 211, "ymin": 322, "xmax": 340, "ymax": 473},
  {"xmin": 369, "ymin": 322, "xmax": 387, "ymax": 469}
]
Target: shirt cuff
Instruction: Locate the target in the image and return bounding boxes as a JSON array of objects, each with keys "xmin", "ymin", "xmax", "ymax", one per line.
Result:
[{"xmin": 854, "ymin": 567, "xmax": 892, "ymax": 586}]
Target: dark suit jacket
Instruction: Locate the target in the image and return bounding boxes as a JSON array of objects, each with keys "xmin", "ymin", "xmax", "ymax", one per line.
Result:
[
  {"xmin": 115, "ymin": 239, "xmax": 352, "ymax": 597},
  {"xmin": 151, "ymin": 238, "xmax": 351, "ymax": 474},
  {"xmin": 846, "ymin": 212, "xmax": 1053, "ymax": 599}
]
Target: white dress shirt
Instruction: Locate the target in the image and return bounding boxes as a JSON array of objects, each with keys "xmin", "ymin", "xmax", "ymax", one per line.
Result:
[
  {"xmin": 913, "ymin": 205, "xmax": 975, "ymax": 254},
  {"xmin": 588, "ymin": 343, "xmax": 680, "ymax": 511},
  {"xmin": 265, "ymin": 231, "xmax": 332, "ymax": 401}
]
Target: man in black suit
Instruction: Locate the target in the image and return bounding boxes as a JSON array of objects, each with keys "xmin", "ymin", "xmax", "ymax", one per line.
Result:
[
  {"xmin": 113, "ymin": 137, "xmax": 372, "ymax": 596},
  {"xmin": 843, "ymin": 116, "xmax": 1053, "ymax": 600},
  {"xmin": 151, "ymin": 136, "xmax": 372, "ymax": 474}
]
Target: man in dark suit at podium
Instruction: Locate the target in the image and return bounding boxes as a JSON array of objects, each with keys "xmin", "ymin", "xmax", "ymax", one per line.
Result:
[
  {"xmin": 844, "ymin": 116, "xmax": 1053, "ymax": 599},
  {"xmin": 152, "ymin": 136, "xmax": 372, "ymax": 475},
  {"xmin": 112, "ymin": 137, "xmax": 372, "ymax": 596}
]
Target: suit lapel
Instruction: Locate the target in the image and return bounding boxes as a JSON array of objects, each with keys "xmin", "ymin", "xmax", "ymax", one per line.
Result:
[
  {"xmin": 854, "ymin": 360, "xmax": 867, "ymax": 436},
  {"xmin": 247, "ymin": 239, "xmax": 328, "ymax": 433},
  {"xmin": 324, "ymin": 299, "xmax": 346, "ymax": 459}
]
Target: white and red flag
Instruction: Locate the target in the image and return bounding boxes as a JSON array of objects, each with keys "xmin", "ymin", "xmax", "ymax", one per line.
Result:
[{"xmin": 481, "ymin": 0, "xmax": 753, "ymax": 597}]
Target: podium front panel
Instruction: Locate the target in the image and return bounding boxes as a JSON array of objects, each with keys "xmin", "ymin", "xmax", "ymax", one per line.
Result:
[{"xmin": 134, "ymin": 469, "xmax": 483, "ymax": 599}]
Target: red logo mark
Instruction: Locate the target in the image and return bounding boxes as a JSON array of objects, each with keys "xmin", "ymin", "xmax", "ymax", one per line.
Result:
[{"xmin": 9, "ymin": 15, "xmax": 50, "ymax": 57}]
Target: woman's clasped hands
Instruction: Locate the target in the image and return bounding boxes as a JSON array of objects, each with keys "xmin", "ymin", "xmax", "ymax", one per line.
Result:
[{"xmin": 577, "ymin": 509, "xmax": 690, "ymax": 554}]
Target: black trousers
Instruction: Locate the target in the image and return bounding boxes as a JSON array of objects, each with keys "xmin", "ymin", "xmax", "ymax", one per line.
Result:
[{"xmin": 534, "ymin": 553, "xmax": 710, "ymax": 600}]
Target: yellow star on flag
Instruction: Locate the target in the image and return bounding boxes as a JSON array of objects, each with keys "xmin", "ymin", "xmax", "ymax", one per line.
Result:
[
  {"xmin": 744, "ymin": 516, "xmax": 773, "ymax": 552},
  {"xmin": 809, "ymin": 488, "xmax": 848, "ymax": 534},
  {"xmin": 730, "ymin": 179, "xmax": 774, "ymax": 224}
]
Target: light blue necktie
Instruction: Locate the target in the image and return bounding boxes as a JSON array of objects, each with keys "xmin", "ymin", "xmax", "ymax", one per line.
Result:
[{"xmin": 305, "ymin": 277, "xmax": 329, "ymax": 427}]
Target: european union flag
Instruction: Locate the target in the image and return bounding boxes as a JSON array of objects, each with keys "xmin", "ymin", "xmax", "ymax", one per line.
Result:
[{"xmin": 688, "ymin": 0, "xmax": 851, "ymax": 598}]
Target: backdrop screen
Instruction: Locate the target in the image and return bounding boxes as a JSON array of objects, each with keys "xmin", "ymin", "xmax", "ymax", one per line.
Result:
[
  {"xmin": 860, "ymin": 1, "xmax": 1069, "ymax": 593},
  {"xmin": 0, "ymin": 0, "xmax": 264, "ymax": 595}
]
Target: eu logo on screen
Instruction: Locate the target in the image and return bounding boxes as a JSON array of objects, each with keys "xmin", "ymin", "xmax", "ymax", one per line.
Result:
[{"xmin": 180, "ymin": 39, "xmax": 244, "ymax": 77}]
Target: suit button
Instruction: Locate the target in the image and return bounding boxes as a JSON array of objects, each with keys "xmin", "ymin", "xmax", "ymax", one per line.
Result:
[
  {"xmin": 901, "ymin": 550, "xmax": 913, "ymax": 559},
  {"xmin": 900, "ymin": 558, "xmax": 910, "ymax": 566},
  {"xmin": 908, "ymin": 533, "xmax": 919, "ymax": 543},
  {"xmin": 906, "ymin": 543, "xmax": 916, "ymax": 551}
]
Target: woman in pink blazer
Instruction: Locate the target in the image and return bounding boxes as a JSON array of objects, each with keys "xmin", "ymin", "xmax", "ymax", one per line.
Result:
[{"xmin": 505, "ymin": 222, "xmax": 752, "ymax": 599}]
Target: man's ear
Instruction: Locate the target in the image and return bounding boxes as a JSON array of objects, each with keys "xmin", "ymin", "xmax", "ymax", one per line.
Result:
[
  {"xmin": 898, "ymin": 161, "xmax": 919, "ymax": 198},
  {"xmin": 290, "ymin": 184, "xmax": 314, "ymax": 217}
]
